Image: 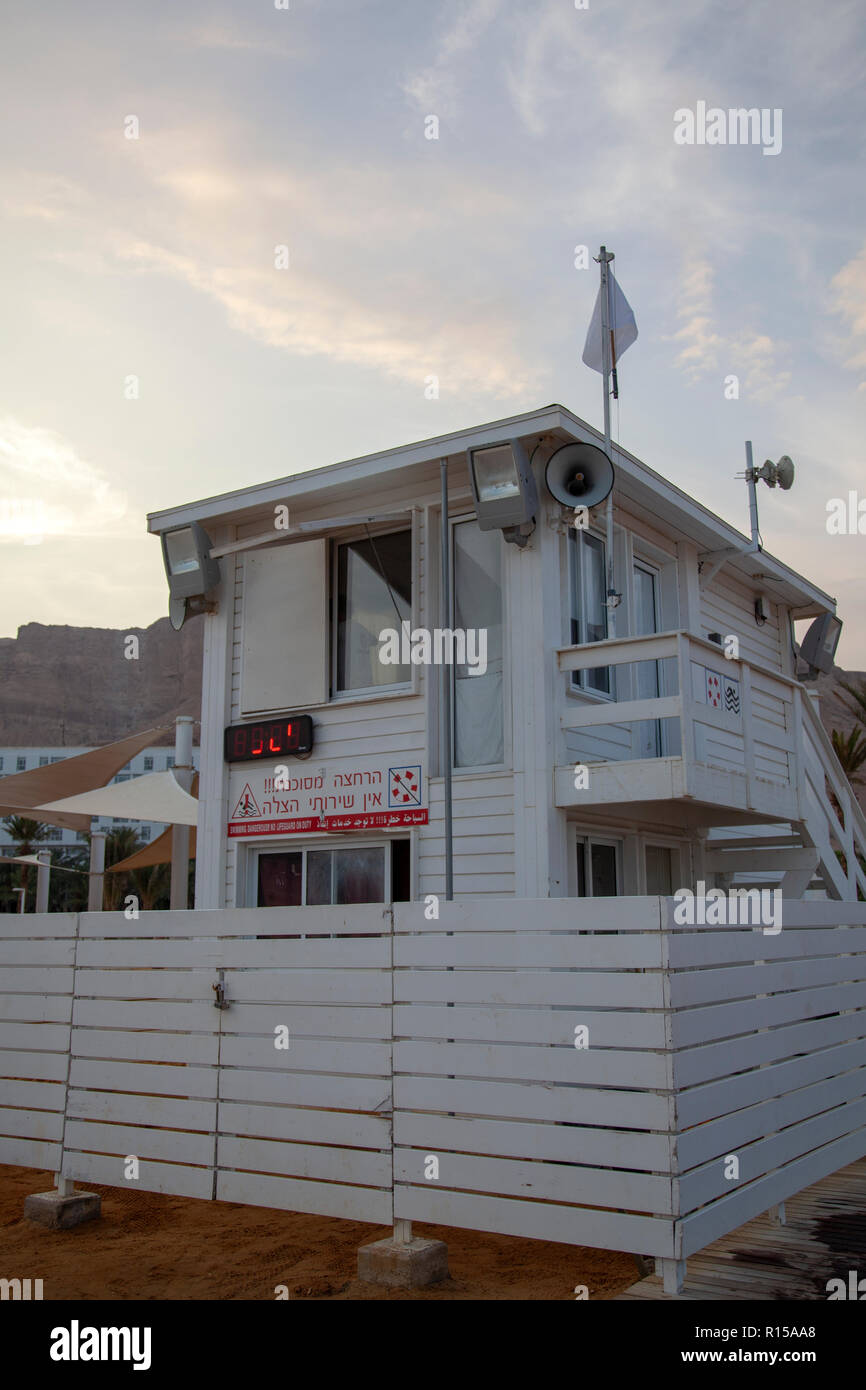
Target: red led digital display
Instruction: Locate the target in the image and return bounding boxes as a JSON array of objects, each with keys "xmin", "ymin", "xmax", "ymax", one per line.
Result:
[{"xmin": 224, "ymin": 715, "xmax": 314, "ymax": 763}]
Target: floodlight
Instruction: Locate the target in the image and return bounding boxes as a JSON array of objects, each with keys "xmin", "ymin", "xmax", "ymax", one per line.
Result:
[{"xmin": 468, "ymin": 439, "xmax": 538, "ymax": 545}]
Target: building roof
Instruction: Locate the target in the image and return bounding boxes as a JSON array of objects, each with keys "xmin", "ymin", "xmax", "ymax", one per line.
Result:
[{"xmin": 147, "ymin": 403, "xmax": 834, "ymax": 618}]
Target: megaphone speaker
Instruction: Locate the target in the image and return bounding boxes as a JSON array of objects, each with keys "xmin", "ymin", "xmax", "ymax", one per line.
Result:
[{"xmin": 545, "ymin": 442, "xmax": 615, "ymax": 510}]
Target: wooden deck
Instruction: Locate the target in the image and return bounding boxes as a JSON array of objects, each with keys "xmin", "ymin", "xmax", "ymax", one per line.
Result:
[{"xmin": 616, "ymin": 1158, "xmax": 866, "ymax": 1300}]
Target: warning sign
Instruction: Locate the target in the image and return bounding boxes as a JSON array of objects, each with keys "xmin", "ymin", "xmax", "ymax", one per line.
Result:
[
  {"xmin": 388, "ymin": 766, "xmax": 422, "ymax": 807},
  {"xmin": 231, "ymin": 783, "xmax": 261, "ymax": 820}
]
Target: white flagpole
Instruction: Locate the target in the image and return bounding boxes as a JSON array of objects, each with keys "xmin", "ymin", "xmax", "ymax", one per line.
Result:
[{"xmin": 598, "ymin": 246, "xmax": 617, "ymax": 637}]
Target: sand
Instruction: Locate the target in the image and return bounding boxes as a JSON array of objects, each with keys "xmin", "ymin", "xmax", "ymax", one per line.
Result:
[{"xmin": 2, "ymin": 1164, "xmax": 638, "ymax": 1301}]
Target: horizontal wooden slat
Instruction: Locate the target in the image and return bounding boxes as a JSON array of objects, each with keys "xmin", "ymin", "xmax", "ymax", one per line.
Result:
[
  {"xmin": 72, "ymin": 999, "xmax": 218, "ymax": 1030},
  {"xmin": 216, "ymin": 1169, "xmax": 392, "ymax": 1224},
  {"xmin": 395, "ymin": 1184, "xmax": 674, "ymax": 1257},
  {"xmin": 76, "ymin": 938, "xmax": 391, "ymax": 970},
  {"xmin": 0, "ymin": 1079, "xmax": 66, "ymax": 1111},
  {"xmin": 0, "ymin": 913, "xmax": 78, "ymax": 938},
  {"xmin": 218, "ymin": 1036, "xmax": 391, "ymax": 1075},
  {"xmin": 0, "ymin": 1136, "xmax": 61, "ymax": 1168},
  {"xmin": 64, "ymin": 1151, "xmax": 213, "ymax": 1200},
  {"xmin": 0, "ymin": 1048, "xmax": 69, "ymax": 1081},
  {"xmin": 394, "ymin": 1075, "xmax": 670, "ymax": 1130},
  {"xmin": 0, "ymin": 1022, "xmax": 72, "ymax": 1052},
  {"xmin": 69, "ymin": 1058, "xmax": 218, "ymax": 1098},
  {"xmin": 670, "ymin": 978, "xmax": 866, "ymax": 1048},
  {"xmin": 669, "ymin": 953, "xmax": 866, "ymax": 1009},
  {"xmin": 0, "ymin": 967, "xmax": 74, "ymax": 995},
  {"xmin": 78, "ymin": 904, "xmax": 391, "ymax": 938},
  {"xmin": 0, "ymin": 941, "xmax": 75, "ymax": 965},
  {"xmin": 394, "ymin": 898, "xmax": 663, "ymax": 934},
  {"xmin": 394, "ymin": 1039, "xmax": 667, "ymax": 1089},
  {"xmin": 394, "ymin": 1004, "xmax": 668, "ymax": 1050},
  {"xmin": 217, "ymin": 1136, "xmax": 390, "ymax": 1187},
  {"xmin": 678, "ymin": 1096, "xmax": 866, "ymax": 1214},
  {"xmin": 68, "ymin": 1088, "xmax": 215, "ymax": 1131},
  {"xmin": 218, "ymin": 1101, "xmax": 389, "ymax": 1150},
  {"xmin": 70, "ymin": 1029, "xmax": 219, "ymax": 1066},
  {"xmin": 667, "ymin": 926, "xmax": 866, "ymax": 968},
  {"xmin": 65, "ymin": 1119, "xmax": 213, "ymax": 1166},
  {"xmin": 394, "ymin": 970, "xmax": 665, "ymax": 1009},
  {"xmin": 679, "ymin": 1129, "xmax": 866, "ymax": 1257},
  {"xmin": 561, "ymin": 695, "xmax": 681, "ymax": 730},
  {"xmin": 394, "ymin": 1147, "xmax": 673, "ymax": 1213},
  {"xmin": 0, "ymin": 995, "xmax": 72, "ymax": 1023},
  {"xmin": 394, "ymin": 933, "xmax": 664, "ymax": 969},
  {"xmin": 677, "ymin": 1065, "xmax": 866, "ymax": 1171},
  {"xmin": 674, "ymin": 1013, "xmax": 866, "ymax": 1094},
  {"xmin": 218, "ymin": 1068, "xmax": 391, "ymax": 1113},
  {"xmin": 0, "ymin": 1106, "xmax": 64, "ymax": 1141},
  {"xmin": 394, "ymin": 1111, "xmax": 672, "ymax": 1172}
]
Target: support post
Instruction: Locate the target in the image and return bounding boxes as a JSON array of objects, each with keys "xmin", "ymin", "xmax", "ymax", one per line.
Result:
[
  {"xmin": 171, "ymin": 716, "xmax": 195, "ymax": 911},
  {"xmin": 87, "ymin": 830, "xmax": 105, "ymax": 912},
  {"xmin": 440, "ymin": 459, "xmax": 454, "ymax": 902},
  {"xmin": 35, "ymin": 850, "xmax": 51, "ymax": 914},
  {"xmin": 599, "ymin": 246, "xmax": 617, "ymax": 638}
]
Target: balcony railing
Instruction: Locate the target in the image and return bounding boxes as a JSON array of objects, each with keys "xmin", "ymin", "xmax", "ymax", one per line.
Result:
[{"xmin": 555, "ymin": 629, "xmax": 800, "ymax": 817}]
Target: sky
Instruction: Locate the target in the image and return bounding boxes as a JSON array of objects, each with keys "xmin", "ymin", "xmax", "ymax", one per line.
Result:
[{"xmin": 1, "ymin": 0, "xmax": 864, "ymax": 664}]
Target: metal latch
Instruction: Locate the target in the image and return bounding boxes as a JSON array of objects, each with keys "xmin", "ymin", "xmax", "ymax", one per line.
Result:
[{"xmin": 212, "ymin": 970, "xmax": 229, "ymax": 1010}]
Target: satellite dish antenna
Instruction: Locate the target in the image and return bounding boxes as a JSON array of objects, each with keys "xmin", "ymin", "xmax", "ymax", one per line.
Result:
[
  {"xmin": 756, "ymin": 455, "xmax": 795, "ymax": 490},
  {"xmin": 169, "ymin": 595, "xmax": 188, "ymax": 632},
  {"xmin": 545, "ymin": 442, "xmax": 615, "ymax": 510}
]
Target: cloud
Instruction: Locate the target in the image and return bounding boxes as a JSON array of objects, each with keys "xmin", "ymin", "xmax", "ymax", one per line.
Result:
[
  {"xmin": 0, "ymin": 418, "xmax": 127, "ymax": 545},
  {"xmin": 669, "ymin": 256, "xmax": 790, "ymax": 399},
  {"xmin": 830, "ymin": 243, "xmax": 866, "ymax": 388},
  {"xmin": 402, "ymin": 0, "xmax": 504, "ymax": 120}
]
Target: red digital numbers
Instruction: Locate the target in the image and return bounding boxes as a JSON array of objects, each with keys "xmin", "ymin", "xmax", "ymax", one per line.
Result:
[{"xmin": 224, "ymin": 716, "xmax": 312, "ymax": 763}]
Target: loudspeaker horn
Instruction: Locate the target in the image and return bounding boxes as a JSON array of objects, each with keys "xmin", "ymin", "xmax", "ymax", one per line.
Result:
[{"xmin": 545, "ymin": 442, "xmax": 615, "ymax": 509}]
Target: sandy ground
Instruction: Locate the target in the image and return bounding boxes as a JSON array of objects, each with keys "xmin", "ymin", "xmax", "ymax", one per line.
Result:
[{"xmin": 2, "ymin": 1164, "xmax": 639, "ymax": 1301}]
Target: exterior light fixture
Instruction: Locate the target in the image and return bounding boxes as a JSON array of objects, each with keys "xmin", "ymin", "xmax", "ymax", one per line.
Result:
[
  {"xmin": 799, "ymin": 613, "xmax": 843, "ymax": 676},
  {"xmin": 467, "ymin": 439, "xmax": 538, "ymax": 547},
  {"xmin": 161, "ymin": 522, "xmax": 221, "ymax": 630}
]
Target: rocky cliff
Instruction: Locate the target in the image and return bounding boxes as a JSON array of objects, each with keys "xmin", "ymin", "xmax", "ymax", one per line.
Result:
[{"xmin": 0, "ymin": 616, "xmax": 203, "ymax": 747}]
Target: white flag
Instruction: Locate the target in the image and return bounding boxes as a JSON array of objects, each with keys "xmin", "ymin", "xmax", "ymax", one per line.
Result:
[{"xmin": 582, "ymin": 272, "xmax": 638, "ymax": 374}]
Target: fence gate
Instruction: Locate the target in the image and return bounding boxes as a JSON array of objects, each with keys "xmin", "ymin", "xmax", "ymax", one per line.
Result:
[{"xmin": 1, "ymin": 906, "xmax": 394, "ymax": 1224}]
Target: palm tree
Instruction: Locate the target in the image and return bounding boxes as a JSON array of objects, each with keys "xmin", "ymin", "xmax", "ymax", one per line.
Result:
[
  {"xmin": 838, "ymin": 678, "xmax": 866, "ymax": 729},
  {"xmin": 831, "ymin": 728, "xmax": 866, "ymax": 784},
  {"xmin": 1, "ymin": 815, "xmax": 50, "ymax": 911}
]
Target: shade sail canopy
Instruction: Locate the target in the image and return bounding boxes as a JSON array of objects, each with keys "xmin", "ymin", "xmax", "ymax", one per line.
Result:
[
  {"xmin": 0, "ymin": 726, "xmax": 170, "ymax": 831},
  {"xmin": 107, "ymin": 825, "xmax": 197, "ymax": 872},
  {"xmin": 38, "ymin": 769, "xmax": 198, "ymax": 827}
]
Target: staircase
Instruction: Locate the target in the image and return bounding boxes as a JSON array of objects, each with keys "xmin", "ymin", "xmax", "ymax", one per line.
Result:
[{"xmin": 704, "ymin": 689, "xmax": 866, "ymax": 901}]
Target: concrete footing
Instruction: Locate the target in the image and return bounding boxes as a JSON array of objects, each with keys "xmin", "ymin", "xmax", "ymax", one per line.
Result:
[
  {"xmin": 24, "ymin": 1190, "xmax": 101, "ymax": 1230},
  {"xmin": 357, "ymin": 1235, "xmax": 449, "ymax": 1288}
]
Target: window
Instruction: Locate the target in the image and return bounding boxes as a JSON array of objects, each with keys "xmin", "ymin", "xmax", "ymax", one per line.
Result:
[
  {"xmin": 16, "ymin": 756, "xmax": 26, "ymax": 771},
  {"xmin": 39, "ymin": 755, "xmax": 49, "ymax": 767},
  {"xmin": 50, "ymin": 756, "xmax": 63, "ymax": 764},
  {"xmin": 568, "ymin": 530, "xmax": 612, "ymax": 695},
  {"xmin": 576, "ymin": 836, "xmax": 620, "ymax": 896},
  {"xmin": 334, "ymin": 530, "xmax": 412, "ymax": 693},
  {"xmin": 76, "ymin": 831, "xmax": 89, "ymax": 842},
  {"xmin": 453, "ymin": 520, "xmax": 504, "ymax": 768},
  {"xmin": 166, "ymin": 756, "xmax": 175, "ymax": 769},
  {"xmin": 645, "ymin": 844, "xmax": 675, "ymax": 895},
  {"xmin": 143, "ymin": 756, "xmax": 153, "ymax": 771},
  {"xmin": 254, "ymin": 840, "xmax": 408, "ymax": 907},
  {"xmin": 140, "ymin": 826, "xmax": 151, "ymax": 841},
  {"xmin": 44, "ymin": 827, "xmax": 62, "ymax": 842},
  {"xmin": 0, "ymin": 757, "xmax": 3, "ymax": 770}
]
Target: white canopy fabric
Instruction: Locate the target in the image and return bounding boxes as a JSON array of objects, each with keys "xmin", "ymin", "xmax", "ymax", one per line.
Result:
[
  {"xmin": 38, "ymin": 769, "xmax": 199, "ymax": 827},
  {"xmin": 0, "ymin": 726, "xmax": 170, "ymax": 830}
]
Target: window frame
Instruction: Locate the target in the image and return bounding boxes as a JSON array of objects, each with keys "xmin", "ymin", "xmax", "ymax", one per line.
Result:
[
  {"xmin": 330, "ymin": 523, "xmax": 417, "ymax": 702},
  {"xmin": 448, "ymin": 511, "xmax": 510, "ymax": 774},
  {"xmin": 567, "ymin": 527, "xmax": 615, "ymax": 702},
  {"xmin": 245, "ymin": 836, "xmax": 411, "ymax": 908}
]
